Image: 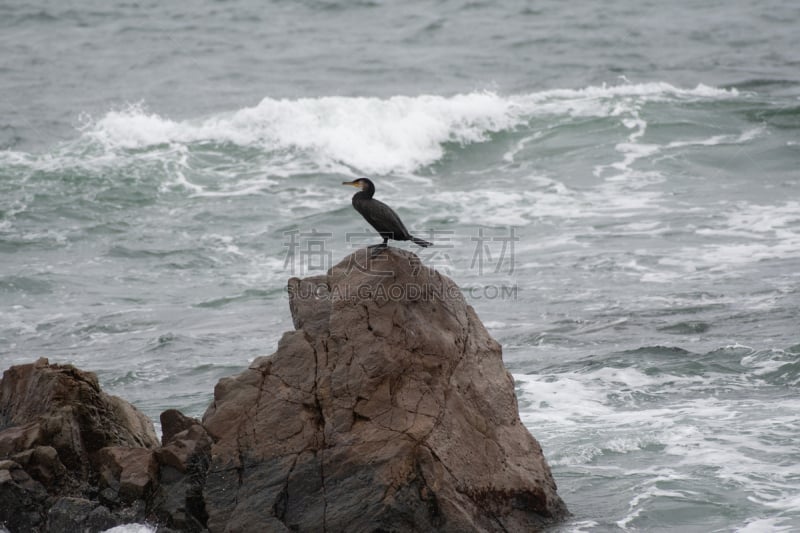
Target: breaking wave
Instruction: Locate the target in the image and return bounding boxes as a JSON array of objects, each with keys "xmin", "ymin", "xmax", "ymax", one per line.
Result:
[{"xmin": 67, "ymin": 82, "xmax": 739, "ymax": 176}]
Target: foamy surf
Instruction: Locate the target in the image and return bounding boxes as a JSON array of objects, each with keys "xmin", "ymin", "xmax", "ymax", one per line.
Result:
[
  {"xmin": 65, "ymin": 82, "xmax": 743, "ymax": 177},
  {"xmin": 78, "ymin": 91, "xmax": 523, "ymax": 175},
  {"xmin": 101, "ymin": 525, "xmax": 156, "ymax": 533},
  {"xmin": 514, "ymin": 342, "xmax": 800, "ymax": 530}
]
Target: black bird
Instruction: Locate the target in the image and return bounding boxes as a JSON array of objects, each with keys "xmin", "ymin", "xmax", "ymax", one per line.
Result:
[{"xmin": 342, "ymin": 178, "xmax": 432, "ymax": 253}]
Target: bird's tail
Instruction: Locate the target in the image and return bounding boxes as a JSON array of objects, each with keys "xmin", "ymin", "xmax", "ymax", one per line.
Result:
[{"xmin": 411, "ymin": 236, "xmax": 432, "ymax": 248}]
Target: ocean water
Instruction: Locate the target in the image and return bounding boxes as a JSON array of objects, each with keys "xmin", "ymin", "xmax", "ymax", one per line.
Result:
[{"xmin": 2, "ymin": 0, "xmax": 799, "ymax": 531}]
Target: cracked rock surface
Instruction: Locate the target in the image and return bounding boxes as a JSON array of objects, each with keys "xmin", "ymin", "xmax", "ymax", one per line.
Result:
[
  {"xmin": 0, "ymin": 358, "xmax": 162, "ymax": 531},
  {"xmin": 202, "ymin": 248, "xmax": 568, "ymax": 532},
  {"xmin": 0, "ymin": 248, "xmax": 567, "ymax": 532}
]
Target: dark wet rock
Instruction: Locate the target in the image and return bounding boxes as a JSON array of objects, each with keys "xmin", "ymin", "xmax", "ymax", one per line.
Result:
[
  {"xmin": 0, "ymin": 459, "xmax": 48, "ymax": 532},
  {"xmin": 46, "ymin": 497, "xmax": 122, "ymax": 533},
  {"xmin": 94, "ymin": 446, "xmax": 159, "ymax": 504},
  {"xmin": 151, "ymin": 420, "xmax": 212, "ymax": 531},
  {"xmin": 10, "ymin": 445, "xmax": 67, "ymax": 492},
  {"xmin": 160, "ymin": 408, "xmax": 200, "ymax": 446}
]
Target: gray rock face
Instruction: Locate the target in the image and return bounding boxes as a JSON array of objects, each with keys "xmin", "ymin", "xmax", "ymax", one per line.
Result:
[{"xmin": 202, "ymin": 248, "xmax": 567, "ymax": 531}]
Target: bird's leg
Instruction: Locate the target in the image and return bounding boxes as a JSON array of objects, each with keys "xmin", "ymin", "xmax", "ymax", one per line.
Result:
[{"xmin": 368, "ymin": 239, "xmax": 389, "ymax": 258}]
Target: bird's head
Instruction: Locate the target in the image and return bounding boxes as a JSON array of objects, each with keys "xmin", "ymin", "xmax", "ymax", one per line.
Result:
[{"xmin": 341, "ymin": 178, "xmax": 372, "ymax": 191}]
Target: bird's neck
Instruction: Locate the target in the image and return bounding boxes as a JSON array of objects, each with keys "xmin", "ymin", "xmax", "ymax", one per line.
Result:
[{"xmin": 356, "ymin": 187, "xmax": 374, "ymax": 200}]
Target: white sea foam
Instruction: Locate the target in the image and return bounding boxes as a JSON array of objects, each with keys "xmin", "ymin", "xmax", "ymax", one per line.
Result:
[
  {"xmin": 101, "ymin": 525, "xmax": 156, "ymax": 533},
  {"xmin": 502, "ymin": 131, "xmax": 544, "ymax": 163},
  {"xmin": 80, "ymin": 93, "xmax": 524, "ymax": 175},
  {"xmin": 666, "ymin": 126, "xmax": 765, "ymax": 149},
  {"xmin": 658, "ymin": 201, "xmax": 800, "ymax": 277},
  {"xmin": 741, "ymin": 349, "xmax": 797, "ymax": 375},
  {"xmin": 515, "ymin": 339, "xmax": 800, "ymax": 527},
  {"xmin": 202, "ymin": 234, "xmax": 245, "ymax": 258},
  {"xmin": 736, "ymin": 518, "xmax": 795, "ymax": 533},
  {"xmin": 430, "ymin": 189, "xmax": 541, "ymax": 226},
  {"xmin": 425, "ymin": 172, "xmax": 667, "ymax": 230},
  {"xmin": 514, "ymin": 372, "xmax": 617, "ymax": 425},
  {"xmin": 725, "ymin": 201, "xmax": 800, "ymax": 234},
  {"xmin": 514, "ymin": 82, "xmax": 739, "ymax": 119},
  {"xmin": 617, "ymin": 481, "xmax": 695, "ymax": 529},
  {"xmin": 561, "ymin": 520, "xmax": 601, "ymax": 533},
  {"xmin": 527, "ymin": 82, "xmax": 739, "ymax": 101},
  {"xmin": 63, "ymin": 82, "xmax": 742, "ymax": 177}
]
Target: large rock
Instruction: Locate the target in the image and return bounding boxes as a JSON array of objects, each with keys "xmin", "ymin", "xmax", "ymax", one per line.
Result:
[
  {"xmin": 202, "ymin": 248, "xmax": 567, "ymax": 531},
  {"xmin": 0, "ymin": 248, "xmax": 568, "ymax": 532},
  {"xmin": 151, "ymin": 411, "xmax": 212, "ymax": 532},
  {"xmin": 0, "ymin": 359, "xmax": 160, "ymax": 531},
  {"xmin": 0, "ymin": 358, "xmax": 159, "ymax": 473}
]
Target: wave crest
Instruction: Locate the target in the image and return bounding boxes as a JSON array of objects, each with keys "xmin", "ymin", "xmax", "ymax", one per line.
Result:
[
  {"xmin": 75, "ymin": 83, "xmax": 741, "ymax": 175},
  {"xmin": 82, "ymin": 92, "xmax": 521, "ymax": 175}
]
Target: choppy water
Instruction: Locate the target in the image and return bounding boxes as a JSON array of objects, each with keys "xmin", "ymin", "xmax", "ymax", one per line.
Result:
[{"xmin": 2, "ymin": 1, "xmax": 799, "ymax": 531}]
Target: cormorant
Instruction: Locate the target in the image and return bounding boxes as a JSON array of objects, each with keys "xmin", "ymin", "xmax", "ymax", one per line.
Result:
[{"xmin": 342, "ymin": 178, "xmax": 432, "ymax": 253}]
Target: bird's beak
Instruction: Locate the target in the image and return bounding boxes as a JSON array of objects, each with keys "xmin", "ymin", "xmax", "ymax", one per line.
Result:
[{"xmin": 342, "ymin": 180, "xmax": 360, "ymax": 188}]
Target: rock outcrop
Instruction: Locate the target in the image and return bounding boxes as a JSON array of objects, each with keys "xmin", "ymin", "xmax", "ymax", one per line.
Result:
[
  {"xmin": 0, "ymin": 358, "xmax": 161, "ymax": 531},
  {"xmin": 202, "ymin": 248, "xmax": 567, "ymax": 531},
  {"xmin": 0, "ymin": 248, "xmax": 567, "ymax": 532}
]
